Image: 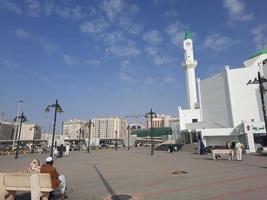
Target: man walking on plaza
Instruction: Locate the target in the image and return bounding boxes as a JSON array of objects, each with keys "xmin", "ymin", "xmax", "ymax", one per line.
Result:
[
  {"xmin": 235, "ymin": 141, "xmax": 245, "ymax": 161},
  {"xmin": 40, "ymin": 157, "xmax": 67, "ymax": 199},
  {"xmin": 65, "ymin": 143, "xmax": 70, "ymax": 156},
  {"xmin": 230, "ymin": 140, "xmax": 236, "ymax": 160}
]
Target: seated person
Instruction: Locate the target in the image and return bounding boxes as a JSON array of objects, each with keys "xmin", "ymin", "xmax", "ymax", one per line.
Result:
[
  {"xmin": 27, "ymin": 159, "xmax": 41, "ymax": 173},
  {"xmin": 40, "ymin": 157, "xmax": 67, "ymax": 199}
]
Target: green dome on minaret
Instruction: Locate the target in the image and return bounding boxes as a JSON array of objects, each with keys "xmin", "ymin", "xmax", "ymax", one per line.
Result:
[{"xmin": 184, "ymin": 30, "xmax": 192, "ymax": 40}]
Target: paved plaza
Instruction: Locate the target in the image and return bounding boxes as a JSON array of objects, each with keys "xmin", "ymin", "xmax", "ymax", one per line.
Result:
[{"xmin": 1, "ymin": 148, "xmax": 267, "ymax": 200}]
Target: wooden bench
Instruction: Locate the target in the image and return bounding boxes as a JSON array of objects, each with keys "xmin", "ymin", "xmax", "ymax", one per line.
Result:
[
  {"xmin": 0, "ymin": 173, "xmax": 53, "ymax": 200},
  {"xmin": 211, "ymin": 149, "xmax": 233, "ymax": 160}
]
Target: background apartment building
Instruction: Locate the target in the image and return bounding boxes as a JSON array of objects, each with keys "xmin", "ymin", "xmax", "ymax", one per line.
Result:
[
  {"xmin": 62, "ymin": 119, "xmax": 86, "ymax": 139},
  {"xmin": 91, "ymin": 117, "xmax": 128, "ymax": 139},
  {"xmin": 19, "ymin": 123, "xmax": 41, "ymax": 140},
  {"xmin": 146, "ymin": 115, "xmax": 173, "ymax": 128},
  {"xmin": 0, "ymin": 121, "xmax": 41, "ymax": 141}
]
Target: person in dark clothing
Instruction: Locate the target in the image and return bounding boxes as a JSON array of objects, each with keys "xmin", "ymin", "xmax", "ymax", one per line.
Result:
[
  {"xmin": 58, "ymin": 144, "xmax": 64, "ymax": 158},
  {"xmin": 169, "ymin": 144, "xmax": 173, "ymax": 153},
  {"xmin": 231, "ymin": 140, "xmax": 236, "ymax": 149},
  {"xmin": 230, "ymin": 140, "xmax": 236, "ymax": 160},
  {"xmin": 200, "ymin": 140, "xmax": 205, "ymax": 155}
]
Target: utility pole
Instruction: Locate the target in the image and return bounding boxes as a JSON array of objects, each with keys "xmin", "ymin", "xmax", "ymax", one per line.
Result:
[
  {"xmin": 127, "ymin": 126, "xmax": 131, "ymax": 150},
  {"xmin": 145, "ymin": 109, "xmax": 157, "ymax": 155},
  {"xmin": 86, "ymin": 120, "xmax": 94, "ymax": 153},
  {"xmin": 247, "ymin": 72, "xmax": 267, "ymax": 134},
  {"xmin": 13, "ymin": 100, "xmax": 23, "ymax": 150},
  {"xmin": 115, "ymin": 130, "xmax": 118, "ymax": 150},
  {"xmin": 14, "ymin": 112, "xmax": 27, "ymax": 159},
  {"xmin": 31, "ymin": 124, "xmax": 38, "ymax": 154}
]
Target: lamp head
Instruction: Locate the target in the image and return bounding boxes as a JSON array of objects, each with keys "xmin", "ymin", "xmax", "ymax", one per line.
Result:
[
  {"xmin": 44, "ymin": 107, "xmax": 50, "ymax": 112},
  {"xmin": 56, "ymin": 106, "xmax": 63, "ymax": 113}
]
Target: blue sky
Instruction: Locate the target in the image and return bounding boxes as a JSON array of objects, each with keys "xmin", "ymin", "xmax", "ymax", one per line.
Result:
[{"xmin": 0, "ymin": 0, "xmax": 267, "ymax": 130}]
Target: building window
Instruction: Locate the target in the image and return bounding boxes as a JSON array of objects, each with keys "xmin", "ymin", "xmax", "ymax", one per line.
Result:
[{"xmin": 192, "ymin": 119, "xmax": 198, "ymax": 123}]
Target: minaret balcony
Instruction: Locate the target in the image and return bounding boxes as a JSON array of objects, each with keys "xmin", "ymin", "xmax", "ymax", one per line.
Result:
[{"xmin": 182, "ymin": 60, "xmax": 197, "ymax": 69}]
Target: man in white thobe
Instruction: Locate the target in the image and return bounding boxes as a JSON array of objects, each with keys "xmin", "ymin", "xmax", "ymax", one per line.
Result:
[{"xmin": 235, "ymin": 141, "xmax": 244, "ymax": 161}]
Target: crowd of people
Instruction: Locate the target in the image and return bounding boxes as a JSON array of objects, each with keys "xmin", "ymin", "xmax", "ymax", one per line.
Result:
[{"xmin": 53, "ymin": 143, "xmax": 70, "ymax": 158}]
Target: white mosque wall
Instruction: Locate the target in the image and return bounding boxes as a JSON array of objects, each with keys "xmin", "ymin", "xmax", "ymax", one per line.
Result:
[
  {"xmin": 200, "ymin": 66, "xmax": 262, "ymax": 129},
  {"xmin": 204, "ymin": 136, "xmax": 235, "ymax": 146},
  {"xmin": 178, "ymin": 107, "xmax": 201, "ymax": 130},
  {"xmin": 227, "ymin": 66, "xmax": 261, "ymax": 127},
  {"xmin": 201, "ymin": 128, "xmax": 235, "ymax": 146},
  {"xmin": 200, "ymin": 72, "xmax": 232, "ymax": 128}
]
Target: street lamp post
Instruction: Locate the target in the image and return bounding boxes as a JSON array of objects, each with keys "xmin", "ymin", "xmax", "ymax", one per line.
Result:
[
  {"xmin": 115, "ymin": 130, "xmax": 118, "ymax": 150},
  {"xmin": 14, "ymin": 112, "xmax": 27, "ymax": 159},
  {"xmin": 145, "ymin": 109, "xmax": 157, "ymax": 155},
  {"xmin": 127, "ymin": 126, "xmax": 131, "ymax": 150},
  {"xmin": 30, "ymin": 124, "xmax": 38, "ymax": 154},
  {"xmin": 247, "ymin": 71, "xmax": 267, "ymax": 134},
  {"xmin": 85, "ymin": 120, "xmax": 94, "ymax": 153},
  {"xmin": 13, "ymin": 100, "xmax": 23, "ymax": 150},
  {"xmin": 45, "ymin": 99, "xmax": 63, "ymax": 157},
  {"xmin": 78, "ymin": 128, "xmax": 81, "ymax": 151}
]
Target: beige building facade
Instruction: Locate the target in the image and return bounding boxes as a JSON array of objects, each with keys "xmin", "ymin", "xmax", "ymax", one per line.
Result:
[
  {"xmin": 62, "ymin": 119, "xmax": 86, "ymax": 139},
  {"xmin": 91, "ymin": 117, "xmax": 128, "ymax": 139}
]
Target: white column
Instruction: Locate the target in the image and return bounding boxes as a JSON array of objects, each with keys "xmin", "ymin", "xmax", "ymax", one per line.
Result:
[
  {"xmin": 185, "ymin": 67, "xmax": 198, "ymax": 109},
  {"xmin": 246, "ymin": 132, "xmax": 256, "ymax": 153}
]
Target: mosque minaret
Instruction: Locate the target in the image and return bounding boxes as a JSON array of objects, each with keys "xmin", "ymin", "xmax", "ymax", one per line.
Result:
[{"xmin": 182, "ymin": 31, "xmax": 198, "ymax": 110}]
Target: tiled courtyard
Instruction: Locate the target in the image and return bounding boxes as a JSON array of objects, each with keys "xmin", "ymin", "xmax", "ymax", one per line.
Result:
[{"xmin": 1, "ymin": 148, "xmax": 267, "ymax": 200}]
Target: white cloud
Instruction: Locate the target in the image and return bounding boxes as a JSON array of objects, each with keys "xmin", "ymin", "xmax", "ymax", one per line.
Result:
[
  {"xmin": 203, "ymin": 33, "xmax": 238, "ymax": 52},
  {"xmin": 62, "ymin": 54, "xmax": 76, "ymax": 65},
  {"xmin": 101, "ymin": 0, "xmax": 123, "ymax": 21},
  {"xmin": 145, "ymin": 46, "xmax": 175, "ymax": 65},
  {"xmin": 80, "ymin": 18, "xmax": 109, "ymax": 35},
  {"xmin": 104, "ymin": 31, "xmax": 124, "ymax": 45},
  {"xmin": 55, "ymin": 6, "xmax": 85, "ymax": 20},
  {"xmin": 106, "ymin": 41, "xmax": 140, "ymax": 58},
  {"xmin": 15, "ymin": 29, "xmax": 31, "ymax": 39},
  {"xmin": 166, "ymin": 21, "xmax": 184, "ymax": 46},
  {"xmin": 142, "ymin": 30, "xmax": 163, "ymax": 45},
  {"xmin": 119, "ymin": 71, "xmax": 137, "ymax": 83},
  {"xmin": 1, "ymin": 0, "xmax": 22, "ymax": 15},
  {"xmin": 118, "ymin": 17, "xmax": 142, "ymax": 35},
  {"xmin": 44, "ymin": 0, "xmax": 53, "ymax": 15},
  {"xmin": 25, "ymin": 0, "xmax": 41, "ymax": 17},
  {"xmin": 101, "ymin": 0, "xmax": 142, "ymax": 35},
  {"xmin": 121, "ymin": 59, "xmax": 130, "ymax": 66},
  {"xmin": 0, "ymin": 57, "xmax": 20, "ymax": 69},
  {"xmin": 251, "ymin": 25, "xmax": 267, "ymax": 50},
  {"xmin": 34, "ymin": 37, "xmax": 59, "ymax": 54},
  {"xmin": 223, "ymin": 0, "xmax": 253, "ymax": 22},
  {"xmin": 162, "ymin": 74, "xmax": 175, "ymax": 83},
  {"xmin": 164, "ymin": 9, "xmax": 178, "ymax": 17},
  {"xmin": 86, "ymin": 59, "xmax": 102, "ymax": 67}
]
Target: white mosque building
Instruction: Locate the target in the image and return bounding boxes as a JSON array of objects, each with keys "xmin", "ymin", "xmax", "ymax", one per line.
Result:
[{"xmin": 177, "ymin": 31, "xmax": 267, "ymax": 153}]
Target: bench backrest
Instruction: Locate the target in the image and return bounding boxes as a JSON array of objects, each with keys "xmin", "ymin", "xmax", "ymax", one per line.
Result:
[
  {"xmin": 0, "ymin": 173, "xmax": 52, "ymax": 191},
  {"xmin": 211, "ymin": 149, "xmax": 232, "ymax": 154}
]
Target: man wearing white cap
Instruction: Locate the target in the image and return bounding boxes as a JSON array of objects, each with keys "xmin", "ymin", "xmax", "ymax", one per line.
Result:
[{"xmin": 40, "ymin": 156, "xmax": 67, "ymax": 199}]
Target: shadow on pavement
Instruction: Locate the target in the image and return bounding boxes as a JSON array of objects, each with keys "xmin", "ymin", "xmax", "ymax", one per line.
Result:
[{"xmin": 93, "ymin": 164, "xmax": 132, "ymax": 200}]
